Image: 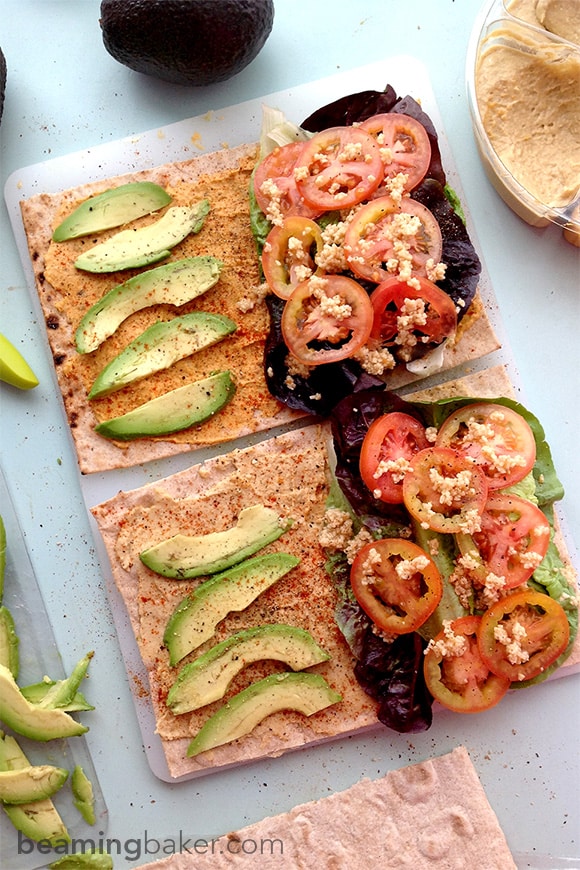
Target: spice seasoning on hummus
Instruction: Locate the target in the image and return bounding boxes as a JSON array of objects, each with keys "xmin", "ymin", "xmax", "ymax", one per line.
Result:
[{"xmin": 475, "ymin": 21, "xmax": 580, "ymax": 209}]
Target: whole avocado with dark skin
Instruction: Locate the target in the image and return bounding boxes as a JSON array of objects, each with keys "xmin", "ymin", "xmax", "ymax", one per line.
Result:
[{"xmin": 99, "ymin": 0, "xmax": 275, "ymax": 86}]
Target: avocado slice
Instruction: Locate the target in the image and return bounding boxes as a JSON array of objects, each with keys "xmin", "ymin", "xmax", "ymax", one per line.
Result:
[
  {"xmin": 167, "ymin": 624, "xmax": 330, "ymax": 714},
  {"xmin": 164, "ymin": 553, "xmax": 300, "ymax": 666},
  {"xmin": 88, "ymin": 311, "xmax": 237, "ymax": 398},
  {"xmin": 49, "ymin": 853, "xmax": 113, "ymax": 869},
  {"xmin": 141, "ymin": 504, "xmax": 292, "ymax": 579},
  {"xmin": 19, "ymin": 651, "xmax": 94, "ymax": 711},
  {"xmin": 0, "ymin": 605, "xmax": 18, "ymax": 678},
  {"xmin": 0, "ymin": 732, "xmax": 70, "ymax": 844},
  {"xmin": 75, "ymin": 255, "xmax": 223, "ymax": 353},
  {"xmin": 71, "ymin": 764, "xmax": 96, "ymax": 825},
  {"xmin": 0, "ymin": 663, "xmax": 88, "ymax": 741},
  {"xmin": 0, "ymin": 332, "xmax": 39, "ymax": 390},
  {"xmin": 52, "ymin": 181, "xmax": 172, "ymax": 242},
  {"xmin": 187, "ymin": 672, "xmax": 342, "ymax": 757},
  {"xmin": 74, "ymin": 200, "xmax": 210, "ymax": 272},
  {"xmin": 0, "ymin": 765, "xmax": 69, "ymax": 804},
  {"xmin": 95, "ymin": 369, "xmax": 235, "ymax": 441}
]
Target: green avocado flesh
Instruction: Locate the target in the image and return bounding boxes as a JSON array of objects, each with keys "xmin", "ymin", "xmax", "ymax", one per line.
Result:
[
  {"xmin": 74, "ymin": 199, "xmax": 210, "ymax": 272},
  {"xmin": 0, "ymin": 765, "xmax": 69, "ymax": 804},
  {"xmin": 19, "ymin": 651, "xmax": 94, "ymax": 712},
  {"xmin": 0, "ymin": 663, "xmax": 88, "ymax": 741},
  {"xmin": 167, "ymin": 624, "xmax": 330, "ymax": 714},
  {"xmin": 88, "ymin": 311, "xmax": 237, "ymax": 398},
  {"xmin": 95, "ymin": 369, "xmax": 235, "ymax": 441},
  {"xmin": 49, "ymin": 854, "xmax": 114, "ymax": 869},
  {"xmin": 52, "ymin": 182, "xmax": 172, "ymax": 242},
  {"xmin": 164, "ymin": 553, "xmax": 300, "ymax": 667},
  {"xmin": 0, "ymin": 732, "xmax": 70, "ymax": 844},
  {"xmin": 0, "ymin": 605, "xmax": 19, "ymax": 678},
  {"xmin": 141, "ymin": 504, "xmax": 292, "ymax": 579},
  {"xmin": 71, "ymin": 765, "xmax": 96, "ymax": 825},
  {"xmin": 75, "ymin": 255, "xmax": 223, "ymax": 353},
  {"xmin": 187, "ymin": 672, "xmax": 342, "ymax": 757}
]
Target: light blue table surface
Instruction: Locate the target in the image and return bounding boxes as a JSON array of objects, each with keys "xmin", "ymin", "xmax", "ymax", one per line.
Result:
[{"xmin": 1, "ymin": 2, "xmax": 579, "ymax": 868}]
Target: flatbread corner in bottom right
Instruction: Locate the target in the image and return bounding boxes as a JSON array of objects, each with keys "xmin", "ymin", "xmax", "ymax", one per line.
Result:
[{"xmin": 134, "ymin": 746, "xmax": 516, "ymax": 869}]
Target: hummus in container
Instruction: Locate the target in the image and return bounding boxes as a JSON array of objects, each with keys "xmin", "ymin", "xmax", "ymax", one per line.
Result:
[{"xmin": 466, "ymin": 0, "xmax": 580, "ymax": 243}]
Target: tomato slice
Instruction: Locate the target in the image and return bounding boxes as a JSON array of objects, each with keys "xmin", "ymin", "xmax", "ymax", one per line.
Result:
[
  {"xmin": 344, "ymin": 195, "xmax": 443, "ymax": 284},
  {"xmin": 477, "ymin": 588, "xmax": 570, "ymax": 682},
  {"xmin": 253, "ymin": 142, "xmax": 322, "ymax": 223},
  {"xmin": 262, "ymin": 217, "xmax": 324, "ymax": 300},
  {"xmin": 359, "ymin": 412, "xmax": 430, "ymax": 504},
  {"xmin": 350, "ymin": 538, "xmax": 442, "ymax": 635},
  {"xmin": 423, "ymin": 615, "xmax": 511, "ymax": 713},
  {"xmin": 281, "ymin": 274, "xmax": 374, "ymax": 365},
  {"xmin": 359, "ymin": 113, "xmax": 431, "ymax": 193},
  {"xmin": 436, "ymin": 403, "xmax": 536, "ymax": 490},
  {"xmin": 369, "ymin": 275, "xmax": 457, "ymax": 362},
  {"xmin": 293, "ymin": 126, "xmax": 384, "ymax": 211},
  {"xmin": 402, "ymin": 446, "xmax": 489, "ymax": 534},
  {"xmin": 457, "ymin": 493, "xmax": 551, "ymax": 590}
]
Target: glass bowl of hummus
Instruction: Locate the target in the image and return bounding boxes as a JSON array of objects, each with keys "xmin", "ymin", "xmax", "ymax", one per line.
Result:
[{"xmin": 466, "ymin": 0, "xmax": 580, "ymax": 244}]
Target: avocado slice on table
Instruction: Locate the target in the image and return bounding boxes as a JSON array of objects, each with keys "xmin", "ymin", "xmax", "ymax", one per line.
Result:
[
  {"xmin": 49, "ymin": 852, "xmax": 113, "ymax": 869},
  {"xmin": 0, "ymin": 663, "xmax": 88, "ymax": 741},
  {"xmin": 95, "ymin": 369, "xmax": 235, "ymax": 441},
  {"xmin": 187, "ymin": 672, "xmax": 342, "ymax": 757},
  {"xmin": 0, "ymin": 731, "xmax": 70, "ymax": 844},
  {"xmin": 0, "ymin": 332, "xmax": 39, "ymax": 390},
  {"xmin": 74, "ymin": 200, "xmax": 210, "ymax": 272},
  {"xmin": 88, "ymin": 311, "xmax": 237, "ymax": 398},
  {"xmin": 0, "ymin": 765, "xmax": 69, "ymax": 804},
  {"xmin": 164, "ymin": 553, "xmax": 300, "ymax": 666},
  {"xmin": 75, "ymin": 254, "xmax": 223, "ymax": 353},
  {"xmin": 52, "ymin": 181, "xmax": 172, "ymax": 241},
  {"xmin": 19, "ymin": 651, "xmax": 94, "ymax": 711},
  {"xmin": 71, "ymin": 764, "xmax": 96, "ymax": 825},
  {"xmin": 167, "ymin": 624, "xmax": 330, "ymax": 714},
  {"xmin": 141, "ymin": 503, "xmax": 292, "ymax": 579},
  {"xmin": 0, "ymin": 605, "xmax": 19, "ymax": 677}
]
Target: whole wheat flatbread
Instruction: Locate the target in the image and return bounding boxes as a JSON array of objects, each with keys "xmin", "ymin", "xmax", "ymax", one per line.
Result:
[
  {"xmin": 90, "ymin": 364, "xmax": 578, "ymax": 781},
  {"xmin": 19, "ymin": 140, "xmax": 499, "ymax": 475},
  {"xmin": 133, "ymin": 747, "xmax": 516, "ymax": 869}
]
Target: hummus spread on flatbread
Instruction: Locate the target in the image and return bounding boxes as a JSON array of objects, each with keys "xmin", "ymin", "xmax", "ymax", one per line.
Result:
[{"xmin": 133, "ymin": 747, "xmax": 516, "ymax": 869}]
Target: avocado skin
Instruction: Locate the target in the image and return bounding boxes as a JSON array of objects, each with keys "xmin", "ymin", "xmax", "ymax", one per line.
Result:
[
  {"xmin": 100, "ymin": 0, "xmax": 274, "ymax": 86},
  {"xmin": 0, "ymin": 47, "xmax": 6, "ymax": 124}
]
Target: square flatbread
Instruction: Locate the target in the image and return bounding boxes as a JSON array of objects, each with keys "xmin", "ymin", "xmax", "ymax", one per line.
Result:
[
  {"xmin": 90, "ymin": 365, "xmax": 578, "ymax": 780},
  {"xmin": 19, "ymin": 141, "xmax": 499, "ymax": 475},
  {"xmin": 133, "ymin": 747, "xmax": 516, "ymax": 869}
]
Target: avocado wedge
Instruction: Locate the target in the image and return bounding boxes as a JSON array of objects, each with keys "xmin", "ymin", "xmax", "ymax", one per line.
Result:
[
  {"xmin": 52, "ymin": 181, "xmax": 172, "ymax": 241},
  {"xmin": 95, "ymin": 370, "xmax": 235, "ymax": 441},
  {"xmin": 0, "ymin": 732, "xmax": 70, "ymax": 844},
  {"xmin": 88, "ymin": 311, "xmax": 237, "ymax": 398},
  {"xmin": 164, "ymin": 553, "xmax": 300, "ymax": 666},
  {"xmin": 71, "ymin": 765, "xmax": 96, "ymax": 825},
  {"xmin": 0, "ymin": 605, "xmax": 19, "ymax": 678},
  {"xmin": 187, "ymin": 672, "xmax": 342, "ymax": 757},
  {"xmin": 167, "ymin": 624, "xmax": 330, "ymax": 714},
  {"xmin": 0, "ymin": 663, "xmax": 88, "ymax": 741},
  {"xmin": 0, "ymin": 765, "xmax": 69, "ymax": 804},
  {"xmin": 75, "ymin": 255, "xmax": 223, "ymax": 353},
  {"xmin": 74, "ymin": 200, "xmax": 209, "ymax": 272},
  {"xmin": 141, "ymin": 504, "xmax": 292, "ymax": 579},
  {"xmin": 0, "ymin": 332, "xmax": 39, "ymax": 390}
]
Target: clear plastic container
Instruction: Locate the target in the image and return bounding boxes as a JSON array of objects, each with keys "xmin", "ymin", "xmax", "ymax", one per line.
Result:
[{"xmin": 466, "ymin": 0, "xmax": 580, "ymax": 244}]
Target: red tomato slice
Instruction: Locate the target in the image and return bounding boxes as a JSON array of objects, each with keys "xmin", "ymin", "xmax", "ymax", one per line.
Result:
[
  {"xmin": 369, "ymin": 275, "xmax": 457, "ymax": 362},
  {"xmin": 253, "ymin": 142, "xmax": 322, "ymax": 222},
  {"xmin": 458, "ymin": 494, "xmax": 551, "ymax": 590},
  {"xmin": 402, "ymin": 446, "xmax": 489, "ymax": 534},
  {"xmin": 344, "ymin": 195, "xmax": 443, "ymax": 284},
  {"xmin": 478, "ymin": 588, "xmax": 570, "ymax": 682},
  {"xmin": 360, "ymin": 113, "xmax": 432, "ymax": 193},
  {"xmin": 423, "ymin": 615, "xmax": 511, "ymax": 713},
  {"xmin": 262, "ymin": 217, "xmax": 324, "ymax": 300},
  {"xmin": 435, "ymin": 403, "xmax": 536, "ymax": 490},
  {"xmin": 281, "ymin": 274, "xmax": 373, "ymax": 365},
  {"xmin": 359, "ymin": 412, "xmax": 430, "ymax": 504},
  {"xmin": 350, "ymin": 538, "xmax": 442, "ymax": 635},
  {"xmin": 293, "ymin": 126, "xmax": 383, "ymax": 211}
]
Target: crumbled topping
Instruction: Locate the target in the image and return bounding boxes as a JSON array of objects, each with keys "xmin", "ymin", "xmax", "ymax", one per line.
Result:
[
  {"xmin": 493, "ymin": 621, "xmax": 529, "ymax": 667},
  {"xmin": 425, "ymin": 620, "xmax": 468, "ymax": 658}
]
